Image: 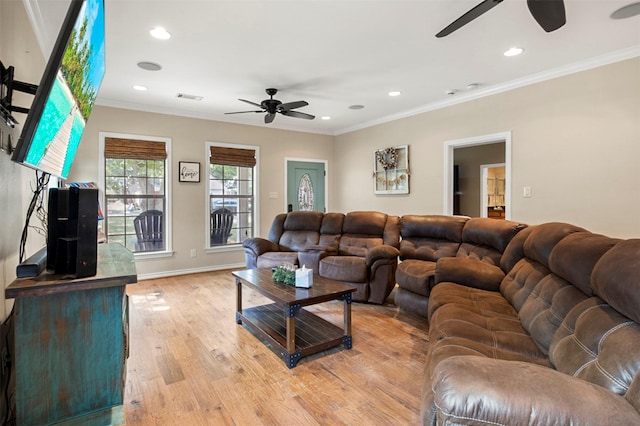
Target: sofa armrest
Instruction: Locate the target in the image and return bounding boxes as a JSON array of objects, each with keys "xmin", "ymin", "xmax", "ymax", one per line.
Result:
[
  {"xmin": 365, "ymin": 244, "xmax": 400, "ymax": 266},
  {"xmin": 434, "ymin": 257, "xmax": 504, "ymax": 291},
  {"xmin": 425, "ymin": 356, "xmax": 640, "ymax": 426},
  {"xmin": 298, "ymin": 245, "xmax": 337, "ymax": 273},
  {"xmin": 242, "ymin": 237, "xmax": 280, "ymax": 257}
]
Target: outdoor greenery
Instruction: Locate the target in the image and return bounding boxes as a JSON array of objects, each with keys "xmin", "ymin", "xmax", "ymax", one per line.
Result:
[{"xmin": 61, "ymin": 18, "xmax": 98, "ymax": 120}]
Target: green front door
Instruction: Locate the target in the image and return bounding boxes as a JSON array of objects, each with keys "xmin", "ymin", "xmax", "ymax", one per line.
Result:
[{"xmin": 286, "ymin": 160, "xmax": 326, "ymax": 212}]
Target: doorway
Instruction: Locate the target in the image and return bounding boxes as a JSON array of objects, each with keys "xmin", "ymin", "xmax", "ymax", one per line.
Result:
[
  {"xmin": 481, "ymin": 163, "xmax": 506, "ymax": 219},
  {"xmin": 444, "ymin": 132, "xmax": 511, "ymax": 219},
  {"xmin": 285, "ymin": 159, "xmax": 327, "ymax": 213}
]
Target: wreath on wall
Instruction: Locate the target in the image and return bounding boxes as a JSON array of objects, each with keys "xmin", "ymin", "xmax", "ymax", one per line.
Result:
[{"xmin": 375, "ymin": 147, "xmax": 398, "ymax": 170}]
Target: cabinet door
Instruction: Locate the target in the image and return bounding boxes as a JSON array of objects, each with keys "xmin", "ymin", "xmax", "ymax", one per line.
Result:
[{"xmin": 15, "ymin": 286, "xmax": 126, "ymax": 425}]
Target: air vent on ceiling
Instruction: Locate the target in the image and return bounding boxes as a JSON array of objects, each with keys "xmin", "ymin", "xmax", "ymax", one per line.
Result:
[{"xmin": 176, "ymin": 93, "xmax": 203, "ymax": 101}]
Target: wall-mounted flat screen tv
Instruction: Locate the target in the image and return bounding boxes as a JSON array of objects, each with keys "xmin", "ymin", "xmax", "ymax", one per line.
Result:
[{"xmin": 11, "ymin": 0, "xmax": 105, "ymax": 180}]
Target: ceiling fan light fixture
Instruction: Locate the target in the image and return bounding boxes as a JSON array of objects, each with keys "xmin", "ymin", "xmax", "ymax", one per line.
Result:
[
  {"xmin": 504, "ymin": 47, "xmax": 524, "ymax": 57},
  {"xmin": 137, "ymin": 61, "xmax": 163, "ymax": 71},
  {"xmin": 611, "ymin": 2, "xmax": 640, "ymax": 19},
  {"xmin": 150, "ymin": 27, "xmax": 171, "ymax": 40}
]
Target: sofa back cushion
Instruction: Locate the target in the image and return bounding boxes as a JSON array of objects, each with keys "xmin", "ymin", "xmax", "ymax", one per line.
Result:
[
  {"xmin": 457, "ymin": 218, "xmax": 527, "ymax": 266},
  {"xmin": 500, "ymin": 223, "xmax": 586, "ymax": 312},
  {"xmin": 399, "ymin": 215, "xmax": 467, "ymax": 261},
  {"xmin": 515, "ymin": 232, "xmax": 616, "ymax": 355},
  {"xmin": 318, "ymin": 212, "xmax": 345, "ymax": 249},
  {"xmin": 276, "ymin": 211, "xmax": 323, "ymax": 251},
  {"xmin": 549, "ymin": 297, "xmax": 640, "ymax": 412},
  {"xmin": 339, "ymin": 211, "xmax": 398, "ymax": 257}
]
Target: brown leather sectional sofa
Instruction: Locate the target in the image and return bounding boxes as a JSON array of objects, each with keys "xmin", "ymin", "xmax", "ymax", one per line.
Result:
[
  {"xmin": 422, "ymin": 222, "xmax": 640, "ymax": 425},
  {"xmin": 243, "ymin": 211, "xmax": 640, "ymax": 424}
]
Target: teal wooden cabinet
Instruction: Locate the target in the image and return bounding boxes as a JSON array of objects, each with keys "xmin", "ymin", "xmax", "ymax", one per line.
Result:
[{"xmin": 6, "ymin": 243, "xmax": 137, "ymax": 425}]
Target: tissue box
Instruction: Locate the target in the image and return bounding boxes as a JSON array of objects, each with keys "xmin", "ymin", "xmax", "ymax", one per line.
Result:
[{"xmin": 295, "ymin": 267, "xmax": 313, "ymax": 288}]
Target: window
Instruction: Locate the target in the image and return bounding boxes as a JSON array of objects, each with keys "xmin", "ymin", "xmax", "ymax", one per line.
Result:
[
  {"xmin": 100, "ymin": 135, "xmax": 171, "ymax": 254},
  {"xmin": 207, "ymin": 143, "xmax": 257, "ymax": 247}
]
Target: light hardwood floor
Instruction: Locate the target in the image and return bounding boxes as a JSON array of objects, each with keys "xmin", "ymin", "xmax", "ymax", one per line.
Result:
[{"xmin": 124, "ymin": 270, "xmax": 430, "ymax": 425}]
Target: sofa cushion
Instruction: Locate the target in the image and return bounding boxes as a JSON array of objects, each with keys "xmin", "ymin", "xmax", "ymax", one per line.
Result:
[
  {"xmin": 550, "ymin": 297, "xmax": 640, "ymax": 402},
  {"xmin": 342, "ymin": 211, "xmax": 387, "ymax": 235},
  {"xmin": 457, "ymin": 218, "xmax": 527, "ymax": 265},
  {"xmin": 549, "ymin": 232, "xmax": 620, "ymax": 297},
  {"xmin": 435, "ymin": 257, "xmax": 505, "ymax": 291},
  {"xmin": 428, "ymin": 282, "xmax": 517, "ymax": 321},
  {"xmin": 522, "ymin": 222, "xmax": 586, "ymax": 269},
  {"xmin": 256, "ymin": 251, "xmax": 299, "ymax": 268},
  {"xmin": 396, "ymin": 259, "xmax": 436, "ymax": 295},
  {"xmin": 320, "ymin": 255, "xmax": 368, "ymax": 283},
  {"xmin": 399, "ymin": 215, "xmax": 466, "ymax": 261},
  {"xmin": 591, "ymin": 238, "xmax": 640, "ymax": 323}
]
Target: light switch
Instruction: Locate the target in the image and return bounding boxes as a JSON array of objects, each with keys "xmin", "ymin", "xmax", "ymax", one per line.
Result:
[{"xmin": 523, "ymin": 186, "xmax": 532, "ymax": 198}]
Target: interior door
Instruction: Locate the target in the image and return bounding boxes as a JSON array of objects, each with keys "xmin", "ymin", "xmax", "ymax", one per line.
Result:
[{"xmin": 286, "ymin": 160, "xmax": 326, "ymax": 213}]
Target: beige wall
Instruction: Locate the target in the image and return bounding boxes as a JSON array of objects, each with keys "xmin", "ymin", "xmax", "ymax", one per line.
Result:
[
  {"xmin": 69, "ymin": 106, "xmax": 334, "ymax": 277},
  {"xmin": 334, "ymin": 57, "xmax": 640, "ymax": 238},
  {"xmin": 0, "ymin": 0, "xmax": 49, "ymax": 319}
]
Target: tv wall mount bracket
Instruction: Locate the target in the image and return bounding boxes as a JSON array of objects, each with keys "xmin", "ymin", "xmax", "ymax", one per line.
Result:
[{"xmin": 1, "ymin": 60, "xmax": 38, "ymax": 128}]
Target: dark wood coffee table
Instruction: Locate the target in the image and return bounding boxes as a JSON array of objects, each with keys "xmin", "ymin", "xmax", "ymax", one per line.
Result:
[{"xmin": 233, "ymin": 268, "xmax": 356, "ymax": 368}]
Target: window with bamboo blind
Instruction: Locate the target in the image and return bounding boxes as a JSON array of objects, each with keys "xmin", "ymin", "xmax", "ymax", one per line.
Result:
[
  {"xmin": 103, "ymin": 136, "xmax": 169, "ymax": 253},
  {"xmin": 208, "ymin": 143, "xmax": 257, "ymax": 247}
]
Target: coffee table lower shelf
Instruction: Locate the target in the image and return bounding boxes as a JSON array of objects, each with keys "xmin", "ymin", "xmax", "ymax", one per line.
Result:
[{"xmin": 237, "ymin": 303, "xmax": 351, "ymax": 368}]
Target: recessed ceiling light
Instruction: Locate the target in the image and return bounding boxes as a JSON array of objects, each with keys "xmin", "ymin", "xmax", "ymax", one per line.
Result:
[
  {"xmin": 349, "ymin": 105, "xmax": 365, "ymax": 110},
  {"xmin": 133, "ymin": 85, "xmax": 148, "ymax": 91},
  {"xmin": 466, "ymin": 83, "xmax": 479, "ymax": 90},
  {"xmin": 321, "ymin": 116, "xmax": 331, "ymax": 120},
  {"xmin": 137, "ymin": 61, "xmax": 163, "ymax": 71},
  {"xmin": 611, "ymin": 2, "xmax": 640, "ymax": 19},
  {"xmin": 388, "ymin": 91, "xmax": 401, "ymax": 97},
  {"xmin": 504, "ymin": 47, "xmax": 524, "ymax": 57},
  {"xmin": 150, "ymin": 27, "xmax": 171, "ymax": 40}
]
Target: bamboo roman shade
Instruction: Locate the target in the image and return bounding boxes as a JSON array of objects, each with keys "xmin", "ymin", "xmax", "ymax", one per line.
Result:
[
  {"xmin": 209, "ymin": 146, "xmax": 256, "ymax": 168},
  {"xmin": 105, "ymin": 137, "xmax": 167, "ymax": 160}
]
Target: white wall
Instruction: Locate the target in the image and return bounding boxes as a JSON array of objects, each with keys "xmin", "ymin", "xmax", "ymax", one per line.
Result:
[{"xmin": 334, "ymin": 58, "xmax": 640, "ymax": 238}]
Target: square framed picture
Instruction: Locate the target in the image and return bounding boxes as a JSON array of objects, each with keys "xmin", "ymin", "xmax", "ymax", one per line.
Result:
[{"xmin": 178, "ymin": 161, "xmax": 200, "ymax": 182}]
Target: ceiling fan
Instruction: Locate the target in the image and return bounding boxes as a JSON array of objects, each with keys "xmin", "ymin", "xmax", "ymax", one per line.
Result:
[
  {"xmin": 436, "ymin": 0, "xmax": 566, "ymax": 38},
  {"xmin": 225, "ymin": 88, "xmax": 315, "ymax": 124}
]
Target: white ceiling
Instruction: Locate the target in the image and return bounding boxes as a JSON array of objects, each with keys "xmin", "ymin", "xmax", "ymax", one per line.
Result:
[{"xmin": 25, "ymin": 0, "xmax": 640, "ymax": 135}]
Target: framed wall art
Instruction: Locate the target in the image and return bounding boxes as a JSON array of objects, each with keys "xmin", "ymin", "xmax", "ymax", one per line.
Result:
[
  {"xmin": 373, "ymin": 145, "xmax": 409, "ymax": 194},
  {"xmin": 179, "ymin": 161, "xmax": 200, "ymax": 182}
]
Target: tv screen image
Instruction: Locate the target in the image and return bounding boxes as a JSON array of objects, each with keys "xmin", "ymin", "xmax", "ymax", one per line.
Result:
[{"xmin": 11, "ymin": 0, "xmax": 105, "ymax": 179}]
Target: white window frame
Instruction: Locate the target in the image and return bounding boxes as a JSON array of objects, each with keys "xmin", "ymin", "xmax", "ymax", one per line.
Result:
[
  {"xmin": 205, "ymin": 141, "xmax": 260, "ymax": 252},
  {"xmin": 98, "ymin": 131, "xmax": 173, "ymax": 258}
]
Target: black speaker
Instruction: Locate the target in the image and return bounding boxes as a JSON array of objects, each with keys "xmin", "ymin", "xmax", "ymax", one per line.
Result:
[{"xmin": 47, "ymin": 187, "xmax": 98, "ymax": 278}]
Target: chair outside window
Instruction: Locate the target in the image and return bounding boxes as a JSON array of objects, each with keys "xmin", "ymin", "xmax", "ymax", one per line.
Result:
[
  {"xmin": 134, "ymin": 210, "xmax": 164, "ymax": 251},
  {"xmin": 211, "ymin": 208, "xmax": 234, "ymax": 245}
]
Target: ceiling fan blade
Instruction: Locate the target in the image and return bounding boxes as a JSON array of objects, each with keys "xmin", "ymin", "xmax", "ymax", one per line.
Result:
[
  {"xmin": 278, "ymin": 100, "xmax": 308, "ymax": 112},
  {"xmin": 224, "ymin": 110, "xmax": 263, "ymax": 115},
  {"xmin": 238, "ymin": 98, "xmax": 263, "ymax": 108},
  {"xmin": 281, "ymin": 110, "xmax": 315, "ymax": 120},
  {"xmin": 527, "ymin": 0, "xmax": 566, "ymax": 32},
  {"xmin": 264, "ymin": 112, "xmax": 276, "ymax": 124},
  {"xmin": 436, "ymin": 0, "xmax": 503, "ymax": 38}
]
